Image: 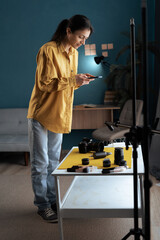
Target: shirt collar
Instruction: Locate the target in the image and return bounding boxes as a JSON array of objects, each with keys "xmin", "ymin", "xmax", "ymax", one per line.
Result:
[{"xmin": 59, "ymin": 43, "xmax": 74, "ymax": 56}]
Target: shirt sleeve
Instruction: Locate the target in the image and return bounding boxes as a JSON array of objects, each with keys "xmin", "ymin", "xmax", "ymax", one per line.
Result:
[
  {"xmin": 36, "ymin": 46, "xmax": 77, "ymax": 92},
  {"xmin": 74, "ymin": 52, "xmax": 80, "ymax": 90}
]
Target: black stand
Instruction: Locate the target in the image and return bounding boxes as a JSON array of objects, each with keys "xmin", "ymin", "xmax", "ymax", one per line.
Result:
[
  {"xmin": 121, "ymin": 17, "xmax": 145, "ymax": 240},
  {"xmin": 105, "ymin": 1, "xmax": 160, "ymax": 239},
  {"xmin": 122, "ymin": 1, "xmax": 152, "ymax": 239},
  {"xmin": 121, "ymin": 1, "xmax": 152, "ymax": 238}
]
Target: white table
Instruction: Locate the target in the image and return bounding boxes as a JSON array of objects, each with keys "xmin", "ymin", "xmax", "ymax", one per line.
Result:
[{"xmin": 52, "ymin": 143, "xmax": 145, "ymax": 240}]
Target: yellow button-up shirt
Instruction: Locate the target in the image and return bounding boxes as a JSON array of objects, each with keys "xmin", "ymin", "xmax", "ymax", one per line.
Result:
[{"xmin": 27, "ymin": 41, "xmax": 78, "ymax": 133}]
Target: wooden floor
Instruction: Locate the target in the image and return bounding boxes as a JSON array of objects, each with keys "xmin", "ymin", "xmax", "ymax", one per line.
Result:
[{"xmin": 0, "ymin": 151, "xmax": 160, "ymax": 240}]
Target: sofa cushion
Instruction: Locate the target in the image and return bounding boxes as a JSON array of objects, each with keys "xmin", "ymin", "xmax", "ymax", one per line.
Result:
[
  {"xmin": 0, "ymin": 134, "xmax": 29, "ymax": 152},
  {"xmin": 0, "ymin": 108, "xmax": 28, "ymax": 134}
]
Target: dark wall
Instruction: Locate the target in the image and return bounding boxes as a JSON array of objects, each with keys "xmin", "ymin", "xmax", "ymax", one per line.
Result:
[{"xmin": 0, "ymin": 0, "xmax": 155, "ymax": 149}]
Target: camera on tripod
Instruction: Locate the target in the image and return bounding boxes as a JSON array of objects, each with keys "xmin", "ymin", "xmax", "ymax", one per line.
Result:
[{"xmin": 78, "ymin": 137, "xmax": 104, "ymax": 153}]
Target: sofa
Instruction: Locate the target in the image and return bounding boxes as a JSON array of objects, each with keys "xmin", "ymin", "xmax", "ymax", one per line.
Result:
[{"xmin": 0, "ymin": 108, "xmax": 29, "ymax": 166}]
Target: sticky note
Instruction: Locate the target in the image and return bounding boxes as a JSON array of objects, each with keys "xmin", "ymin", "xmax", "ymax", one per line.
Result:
[
  {"xmin": 108, "ymin": 43, "xmax": 114, "ymax": 49},
  {"xmin": 101, "ymin": 44, "xmax": 108, "ymax": 50},
  {"xmin": 102, "ymin": 51, "xmax": 108, "ymax": 57}
]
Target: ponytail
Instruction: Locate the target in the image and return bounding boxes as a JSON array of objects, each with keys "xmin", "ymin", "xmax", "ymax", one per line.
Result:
[
  {"xmin": 50, "ymin": 15, "xmax": 93, "ymax": 45},
  {"xmin": 50, "ymin": 19, "xmax": 69, "ymax": 45}
]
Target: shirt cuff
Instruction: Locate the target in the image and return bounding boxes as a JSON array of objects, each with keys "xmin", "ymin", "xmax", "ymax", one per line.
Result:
[{"xmin": 69, "ymin": 76, "xmax": 77, "ymax": 87}]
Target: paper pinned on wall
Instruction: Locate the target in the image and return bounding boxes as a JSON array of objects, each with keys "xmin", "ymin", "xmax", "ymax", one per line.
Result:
[
  {"xmin": 90, "ymin": 44, "xmax": 96, "ymax": 49},
  {"xmin": 90, "ymin": 49, "xmax": 96, "ymax": 55},
  {"xmin": 84, "ymin": 44, "xmax": 96, "ymax": 56},
  {"xmin": 85, "ymin": 50, "xmax": 91, "ymax": 56},
  {"xmin": 85, "ymin": 43, "xmax": 113, "ymax": 56},
  {"xmin": 101, "ymin": 44, "xmax": 108, "ymax": 50},
  {"xmin": 84, "ymin": 44, "xmax": 90, "ymax": 50},
  {"xmin": 107, "ymin": 43, "xmax": 114, "ymax": 49},
  {"xmin": 102, "ymin": 51, "xmax": 108, "ymax": 57}
]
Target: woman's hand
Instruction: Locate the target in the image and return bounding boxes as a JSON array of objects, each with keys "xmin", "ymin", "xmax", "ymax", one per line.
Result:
[{"xmin": 75, "ymin": 73, "xmax": 95, "ymax": 86}]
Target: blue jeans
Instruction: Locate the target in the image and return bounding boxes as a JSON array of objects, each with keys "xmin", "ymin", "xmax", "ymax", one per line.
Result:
[{"xmin": 28, "ymin": 119, "xmax": 63, "ymax": 210}]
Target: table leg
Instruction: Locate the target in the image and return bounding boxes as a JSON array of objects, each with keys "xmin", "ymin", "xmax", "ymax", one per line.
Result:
[
  {"xmin": 55, "ymin": 176, "xmax": 64, "ymax": 240},
  {"xmin": 139, "ymin": 175, "xmax": 145, "ymax": 235}
]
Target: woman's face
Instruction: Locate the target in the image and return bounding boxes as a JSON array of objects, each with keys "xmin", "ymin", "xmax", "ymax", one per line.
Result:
[{"xmin": 66, "ymin": 28, "xmax": 91, "ymax": 49}]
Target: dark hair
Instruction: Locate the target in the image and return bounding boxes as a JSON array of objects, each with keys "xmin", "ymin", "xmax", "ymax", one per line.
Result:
[{"xmin": 50, "ymin": 15, "xmax": 93, "ymax": 45}]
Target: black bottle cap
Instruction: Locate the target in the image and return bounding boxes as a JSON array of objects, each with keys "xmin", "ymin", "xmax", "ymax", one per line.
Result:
[
  {"xmin": 82, "ymin": 158, "xmax": 89, "ymax": 165},
  {"xmin": 103, "ymin": 159, "xmax": 111, "ymax": 167}
]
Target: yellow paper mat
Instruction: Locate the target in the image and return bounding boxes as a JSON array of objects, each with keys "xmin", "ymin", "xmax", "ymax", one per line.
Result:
[{"xmin": 59, "ymin": 147, "xmax": 132, "ymax": 169}]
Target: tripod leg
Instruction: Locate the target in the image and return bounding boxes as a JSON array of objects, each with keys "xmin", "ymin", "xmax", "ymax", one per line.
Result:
[
  {"xmin": 121, "ymin": 229, "xmax": 142, "ymax": 240},
  {"xmin": 121, "ymin": 231, "xmax": 132, "ymax": 240}
]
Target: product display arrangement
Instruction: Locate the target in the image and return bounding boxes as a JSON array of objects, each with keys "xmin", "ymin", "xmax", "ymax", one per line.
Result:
[
  {"xmin": 58, "ymin": 145, "xmax": 132, "ymax": 172},
  {"xmin": 52, "ymin": 143, "xmax": 145, "ymax": 240}
]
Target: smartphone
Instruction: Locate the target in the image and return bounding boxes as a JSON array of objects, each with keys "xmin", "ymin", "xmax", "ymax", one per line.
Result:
[{"xmin": 87, "ymin": 76, "xmax": 102, "ymax": 79}]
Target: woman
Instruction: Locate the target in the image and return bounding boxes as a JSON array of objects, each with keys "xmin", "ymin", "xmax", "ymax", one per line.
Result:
[{"xmin": 27, "ymin": 14, "xmax": 94, "ymax": 222}]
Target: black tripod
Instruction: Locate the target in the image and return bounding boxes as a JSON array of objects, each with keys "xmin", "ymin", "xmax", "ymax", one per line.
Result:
[
  {"xmin": 120, "ymin": 17, "xmax": 145, "ymax": 240},
  {"xmin": 120, "ymin": 1, "xmax": 151, "ymax": 238},
  {"xmin": 106, "ymin": 1, "xmax": 160, "ymax": 239},
  {"xmin": 120, "ymin": 2, "xmax": 150, "ymax": 239},
  {"xmin": 106, "ymin": 16, "xmax": 145, "ymax": 239}
]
